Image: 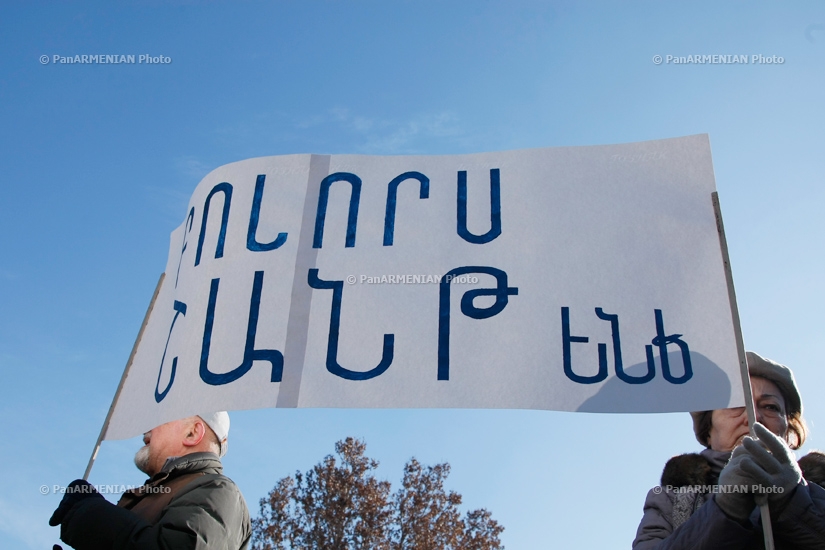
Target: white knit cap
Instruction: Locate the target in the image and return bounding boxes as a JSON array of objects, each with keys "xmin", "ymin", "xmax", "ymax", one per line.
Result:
[{"xmin": 198, "ymin": 411, "xmax": 230, "ymax": 457}]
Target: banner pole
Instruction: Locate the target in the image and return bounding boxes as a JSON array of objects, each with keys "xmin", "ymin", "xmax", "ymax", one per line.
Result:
[
  {"xmin": 82, "ymin": 272, "xmax": 166, "ymax": 480},
  {"xmin": 712, "ymin": 192, "xmax": 774, "ymax": 550}
]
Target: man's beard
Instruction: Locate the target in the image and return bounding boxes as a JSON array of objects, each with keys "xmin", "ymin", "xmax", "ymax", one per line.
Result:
[{"xmin": 134, "ymin": 445, "xmax": 152, "ymax": 475}]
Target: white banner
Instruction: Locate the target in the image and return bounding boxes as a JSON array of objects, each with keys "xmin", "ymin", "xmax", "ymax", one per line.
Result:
[{"xmin": 106, "ymin": 135, "xmax": 744, "ymax": 440}]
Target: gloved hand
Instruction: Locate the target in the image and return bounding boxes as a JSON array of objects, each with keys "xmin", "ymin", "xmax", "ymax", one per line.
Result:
[
  {"xmin": 738, "ymin": 422, "xmax": 803, "ymax": 508},
  {"xmin": 716, "ymin": 446, "xmax": 757, "ymax": 521},
  {"xmin": 48, "ymin": 480, "xmax": 103, "ymax": 526}
]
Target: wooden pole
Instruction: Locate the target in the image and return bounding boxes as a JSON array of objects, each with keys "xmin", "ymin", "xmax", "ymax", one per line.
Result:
[
  {"xmin": 82, "ymin": 272, "xmax": 166, "ymax": 480},
  {"xmin": 712, "ymin": 192, "xmax": 774, "ymax": 550}
]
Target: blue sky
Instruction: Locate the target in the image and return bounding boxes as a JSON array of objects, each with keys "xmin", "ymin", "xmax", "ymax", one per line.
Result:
[{"xmin": 2, "ymin": 1, "xmax": 824, "ymax": 548}]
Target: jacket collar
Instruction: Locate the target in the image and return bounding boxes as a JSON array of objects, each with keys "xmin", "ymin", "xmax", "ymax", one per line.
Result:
[
  {"xmin": 700, "ymin": 447, "xmax": 732, "ymax": 476},
  {"xmin": 148, "ymin": 452, "xmax": 223, "ymax": 485}
]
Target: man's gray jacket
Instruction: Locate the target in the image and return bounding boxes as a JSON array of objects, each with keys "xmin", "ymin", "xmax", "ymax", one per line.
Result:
[{"xmin": 59, "ymin": 452, "xmax": 251, "ymax": 549}]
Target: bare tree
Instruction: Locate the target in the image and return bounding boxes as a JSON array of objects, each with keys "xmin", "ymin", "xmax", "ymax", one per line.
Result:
[
  {"xmin": 391, "ymin": 459, "xmax": 463, "ymax": 549},
  {"xmin": 253, "ymin": 438, "xmax": 392, "ymax": 550},
  {"xmin": 252, "ymin": 438, "xmax": 504, "ymax": 550},
  {"xmin": 459, "ymin": 509, "xmax": 505, "ymax": 550},
  {"xmin": 253, "ymin": 477, "xmax": 298, "ymax": 550}
]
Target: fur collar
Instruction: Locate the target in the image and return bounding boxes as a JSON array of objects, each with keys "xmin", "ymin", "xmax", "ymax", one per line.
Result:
[
  {"xmin": 661, "ymin": 450, "xmax": 727, "ymax": 488},
  {"xmin": 662, "ymin": 449, "xmax": 825, "ymax": 489}
]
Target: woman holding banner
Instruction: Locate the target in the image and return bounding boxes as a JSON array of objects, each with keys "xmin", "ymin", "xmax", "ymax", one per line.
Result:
[{"xmin": 633, "ymin": 351, "xmax": 825, "ymax": 549}]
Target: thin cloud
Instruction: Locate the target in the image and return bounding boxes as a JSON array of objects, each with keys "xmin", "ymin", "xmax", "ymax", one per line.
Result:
[
  {"xmin": 361, "ymin": 112, "xmax": 462, "ymax": 154},
  {"xmin": 806, "ymin": 23, "xmax": 825, "ymax": 43},
  {"xmin": 174, "ymin": 156, "xmax": 214, "ymax": 181},
  {"xmin": 208, "ymin": 108, "xmax": 467, "ymax": 156},
  {"xmin": 132, "ymin": 156, "xmax": 214, "ymax": 223},
  {"xmin": 317, "ymin": 109, "xmax": 463, "ymax": 154}
]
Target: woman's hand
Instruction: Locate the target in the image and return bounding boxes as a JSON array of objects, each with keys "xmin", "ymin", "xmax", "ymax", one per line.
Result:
[
  {"xmin": 738, "ymin": 422, "xmax": 803, "ymax": 508},
  {"xmin": 716, "ymin": 447, "xmax": 758, "ymax": 521}
]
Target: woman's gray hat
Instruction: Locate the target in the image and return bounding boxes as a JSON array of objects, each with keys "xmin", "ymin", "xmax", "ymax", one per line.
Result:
[
  {"xmin": 745, "ymin": 351, "xmax": 802, "ymax": 417},
  {"xmin": 690, "ymin": 351, "xmax": 802, "ymax": 445}
]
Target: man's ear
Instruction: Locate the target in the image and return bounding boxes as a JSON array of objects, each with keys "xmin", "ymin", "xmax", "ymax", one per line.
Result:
[{"xmin": 182, "ymin": 417, "xmax": 207, "ymax": 448}]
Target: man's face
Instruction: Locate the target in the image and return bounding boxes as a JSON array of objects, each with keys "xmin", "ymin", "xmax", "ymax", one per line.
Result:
[{"xmin": 133, "ymin": 419, "xmax": 188, "ymax": 476}]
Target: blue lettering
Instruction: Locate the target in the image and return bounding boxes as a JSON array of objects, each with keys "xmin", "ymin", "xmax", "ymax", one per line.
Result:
[
  {"xmin": 307, "ymin": 268, "xmax": 394, "ymax": 380},
  {"xmin": 199, "ymin": 271, "xmax": 284, "ymax": 385},
  {"xmin": 175, "ymin": 208, "xmax": 194, "ymax": 287},
  {"xmin": 383, "ymin": 171, "xmax": 429, "ymax": 246},
  {"xmin": 561, "ymin": 307, "xmax": 608, "ymax": 384},
  {"xmin": 438, "ymin": 266, "xmax": 518, "ymax": 380},
  {"xmin": 313, "ymin": 172, "xmax": 361, "ymax": 249},
  {"xmin": 595, "ymin": 308, "xmax": 654, "ymax": 384},
  {"xmin": 195, "ymin": 182, "xmax": 233, "ymax": 266},
  {"xmin": 247, "ymin": 174, "xmax": 288, "ymax": 252},
  {"xmin": 563, "ymin": 308, "xmax": 690, "ymax": 385},
  {"xmin": 646, "ymin": 309, "xmax": 692, "ymax": 384},
  {"xmin": 457, "ymin": 169, "xmax": 501, "ymax": 244},
  {"xmin": 154, "ymin": 300, "xmax": 187, "ymax": 402}
]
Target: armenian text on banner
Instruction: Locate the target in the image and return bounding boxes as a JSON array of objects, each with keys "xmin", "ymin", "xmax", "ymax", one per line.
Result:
[{"xmin": 105, "ymin": 134, "xmax": 743, "ymax": 439}]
